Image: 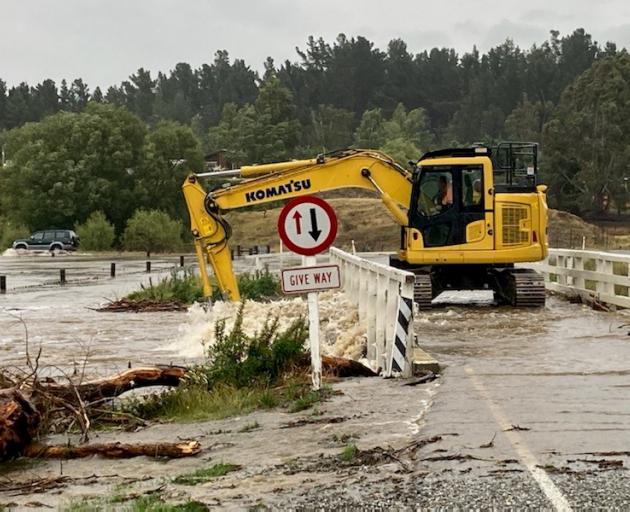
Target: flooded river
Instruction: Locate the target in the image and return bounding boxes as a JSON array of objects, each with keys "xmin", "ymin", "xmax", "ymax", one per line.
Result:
[
  {"xmin": 0, "ymin": 251, "xmax": 350, "ymax": 376},
  {"xmin": 2, "ymin": 251, "xmax": 629, "ymax": 508}
]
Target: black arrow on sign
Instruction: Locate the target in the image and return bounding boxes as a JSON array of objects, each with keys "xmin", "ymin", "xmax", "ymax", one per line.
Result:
[{"xmin": 309, "ymin": 208, "xmax": 322, "ymax": 241}]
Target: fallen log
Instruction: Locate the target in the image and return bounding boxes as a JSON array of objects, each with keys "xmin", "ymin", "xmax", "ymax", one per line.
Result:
[
  {"xmin": 0, "ymin": 366, "xmax": 187, "ymax": 461},
  {"xmin": 0, "ymin": 389, "xmax": 40, "ymax": 459},
  {"xmin": 24, "ymin": 440, "xmax": 201, "ymax": 459},
  {"xmin": 39, "ymin": 365, "xmax": 187, "ymax": 404}
]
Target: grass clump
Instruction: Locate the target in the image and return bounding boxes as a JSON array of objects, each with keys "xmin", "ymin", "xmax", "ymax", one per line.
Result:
[
  {"xmin": 288, "ymin": 387, "xmax": 331, "ymax": 413},
  {"xmin": 173, "ymin": 463, "xmax": 241, "ymax": 485},
  {"xmin": 127, "ymin": 271, "xmax": 204, "ymax": 304},
  {"xmin": 63, "ymin": 495, "xmax": 209, "ymax": 511},
  {"xmin": 238, "ymin": 421, "xmax": 260, "ymax": 433},
  {"xmin": 126, "ymin": 268, "xmax": 281, "ymax": 305},
  {"xmin": 339, "ymin": 443, "xmax": 359, "ymax": 462},
  {"xmin": 125, "ymin": 303, "xmax": 324, "ymax": 422}
]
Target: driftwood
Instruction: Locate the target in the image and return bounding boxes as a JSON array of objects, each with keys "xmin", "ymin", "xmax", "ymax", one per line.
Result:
[
  {"xmin": 97, "ymin": 298, "xmax": 187, "ymax": 313},
  {"xmin": 24, "ymin": 440, "xmax": 201, "ymax": 459},
  {"xmin": 0, "ymin": 366, "xmax": 188, "ymax": 461},
  {"xmin": 0, "ymin": 354, "xmax": 374, "ymax": 461},
  {"xmin": 39, "ymin": 365, "xmax": 187, "ymax": 404},
  {"xmin": 0, "ymin": 389, "xmax": 40, "ymax": 459}
]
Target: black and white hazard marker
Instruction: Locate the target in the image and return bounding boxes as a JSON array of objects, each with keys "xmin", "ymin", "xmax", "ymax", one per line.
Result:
[{"xmin": 387, "ymin": 294, "xmax": 413, "ymax": 376}]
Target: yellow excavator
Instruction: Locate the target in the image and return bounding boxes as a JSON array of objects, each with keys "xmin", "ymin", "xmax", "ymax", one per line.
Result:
[{"xmin": 183, "ymin": 143, "xmax": 548, "ymax": 307}]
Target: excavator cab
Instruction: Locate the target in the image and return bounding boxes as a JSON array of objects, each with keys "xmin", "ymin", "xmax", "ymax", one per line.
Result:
[{"xmin": 396, "ymin": 142, "xmax": 548, "ymax": 307}]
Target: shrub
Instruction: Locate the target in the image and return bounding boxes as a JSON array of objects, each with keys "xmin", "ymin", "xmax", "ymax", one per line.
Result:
[
  {"xmin": 237, "ymin": 270, "xmax": 281, "ymax": 300},
  {"xmin": 212, "ymin": 269, "xmax": 281, "ymax": 301},
  {"xmin": 122, "ymin": 209, "xmax": 183, "ymax": 254},
  {"xmin": 0, "ymin": 218, "xmax": 29, "ymax": 250},
  {"xmin": 74, "ymin": 211, "xmax": 115, "ymax": 251},
  {"xmin": 207, "ymin": 303, "xmax": 307, "ymax": 388},
  {"xmin": 125, "ymin": 304, "xmax": 312, "ymax": 422},
  {"xmin": 126, "ymin": 271, "xmax": 204, "ymax": 304}
]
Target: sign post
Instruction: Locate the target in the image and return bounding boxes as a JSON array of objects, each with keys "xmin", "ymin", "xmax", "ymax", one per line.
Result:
[
  {"xmin": 305, "ymin": 255, "xmax": 322, "ymax": 389},
  {"xmin": 278, "ymin": 196, "xmax": 338, "ymax": 390}
]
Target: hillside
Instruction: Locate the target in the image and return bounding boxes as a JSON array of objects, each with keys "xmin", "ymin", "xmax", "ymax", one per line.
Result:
[{"xmin": 225, "ymin": 198, "xmax": 622, "ymax": 252}]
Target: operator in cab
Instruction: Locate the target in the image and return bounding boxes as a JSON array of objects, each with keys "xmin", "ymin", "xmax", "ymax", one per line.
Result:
[{"xmin": 435, "ymin": 175, "xmax": 453, "ymax": 209}]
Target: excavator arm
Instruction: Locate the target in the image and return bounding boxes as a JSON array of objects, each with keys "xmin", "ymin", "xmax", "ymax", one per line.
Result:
[{"xmin": 182, "ymin": 149, "xmax": 413, "ymax": 301}]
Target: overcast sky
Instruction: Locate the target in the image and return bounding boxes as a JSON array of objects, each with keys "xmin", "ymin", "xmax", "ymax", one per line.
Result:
[{"xmin": 2, "ymin": 0, "xmax": 629, "ymax": 90}]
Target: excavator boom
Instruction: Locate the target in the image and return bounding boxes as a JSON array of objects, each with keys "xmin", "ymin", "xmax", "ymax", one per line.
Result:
[{"xmin": 182, "ymin": 149, "xmax": 413, "ymax": 300}]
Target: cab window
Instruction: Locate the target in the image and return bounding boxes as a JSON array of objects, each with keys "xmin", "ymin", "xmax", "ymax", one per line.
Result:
[
  {"xmin": 32, "ymin": 232, "xmax": 44, "ymax": 240},
  {"xmin": 461, "ymin": 167, "xmax": 483, "ymax": 210},
  {"xmin": 417, "ymin": 170, "xmax": 454, "ymax": 217}
]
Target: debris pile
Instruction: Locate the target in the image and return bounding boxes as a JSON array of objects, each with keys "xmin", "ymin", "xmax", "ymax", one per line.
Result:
[{"xmin": 97, "ymin": 298, "xmax": 187, "ymax": 312}]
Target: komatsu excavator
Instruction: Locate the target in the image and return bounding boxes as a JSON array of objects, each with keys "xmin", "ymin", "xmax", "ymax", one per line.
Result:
[{"xmin": 183, "ymin": 142, "xmax": 548, "ymax": 307}]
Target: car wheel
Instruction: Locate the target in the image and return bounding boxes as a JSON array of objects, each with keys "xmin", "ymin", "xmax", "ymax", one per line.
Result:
[
  {"xmin": 49, "ymin": 244, "xmax": 63, "ymax": 255},
  {"xmin": 14, "ymin": 244, "xmax": 28, "ymax": 253}
]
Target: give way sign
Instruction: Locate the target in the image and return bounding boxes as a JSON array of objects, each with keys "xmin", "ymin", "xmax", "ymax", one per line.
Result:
[{"xmin": 277, "ymin": 196, "xmax": 338, "ymax": 256}]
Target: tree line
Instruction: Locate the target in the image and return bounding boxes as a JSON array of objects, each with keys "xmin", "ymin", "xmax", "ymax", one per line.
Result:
[{"xmin": 1, "ymin": 27, "xmax": 629, "ymax": 250}]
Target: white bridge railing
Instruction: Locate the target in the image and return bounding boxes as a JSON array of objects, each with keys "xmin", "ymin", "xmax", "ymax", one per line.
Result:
[
  {"xmin": 329, "ymin": 247, "xmax": 415, "ymax": 376},
  {"xmin": 529, "ymin": 248, "xmax": 630, "ymax": 309}
]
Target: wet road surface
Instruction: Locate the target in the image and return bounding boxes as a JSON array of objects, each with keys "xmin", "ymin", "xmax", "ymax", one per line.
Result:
[
  {"xmin": 1, "ymin": 253, "xmax": 629, "ymax": 509},
  {"xmin": 406, "ymin": 296, "xmax": 630, "ymax": 509}
]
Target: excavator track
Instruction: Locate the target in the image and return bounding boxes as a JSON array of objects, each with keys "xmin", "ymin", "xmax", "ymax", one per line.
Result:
[
  {"xmin": 492, "ymin": 268, "xmax": 546, "ymax": 307},
  {"xmin": 412, "ymin": 272, "xmax": 433, "ymax": 309}
]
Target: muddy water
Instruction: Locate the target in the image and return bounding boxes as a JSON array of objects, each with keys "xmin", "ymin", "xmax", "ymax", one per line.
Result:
[
  {"xmin": 0, "ymin": 253, "xmax": 197, "ymax": 375},
  {"xmin": 414, "ymin": 296, "xmax": 630, "ymax": 476},
  {"xmin": 0, "ymin": 253, "xmax": 364, "ymax": 376}
]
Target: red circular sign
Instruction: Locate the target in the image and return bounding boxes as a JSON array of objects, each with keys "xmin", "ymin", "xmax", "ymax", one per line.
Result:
[{"xmin": 277, "ymin": 196, "xmax": 338, "ymax": 256}]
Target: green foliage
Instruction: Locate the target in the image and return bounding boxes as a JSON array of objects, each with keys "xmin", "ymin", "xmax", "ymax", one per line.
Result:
[
  {"xmin": 233, "ymin": 270, "xmax": 281, "ymax": 301},
  {"xmin": 354, "ymin": 108, "xmax": 386, "ymax": 148},
  {"xmin": 288, "ymin": 387, "xmax": 331, "ymax": 413},
  {"xmin": 63, "ymin": 495, "xmax": 208, "ymax": 512},
  {"xmin": 126, "ymin": 271, "xmax": 204, "ymax": 304},
  {"xmin": 504, "ymin": 95, "xmax": 550, "ymax": 143},
  {"xmin": 339, "ymin": 443, "xmax": 359, "ymax": 462},
  {"xmin": 208, "ymin": 77, "xmax": 301, "ymax": 165},
  {"xmin": 126, "ymin": 305, "xmax": 311, "ymax": 422},
  {"xmin": 0, "ymin": 27, "xmax": 617, "ymax": 229},
  {"xmin": 125, "ymin": 269, "xmax": 280, "ymax": 305},
  {"xmin": 122, "ymin": 209, "xmax": 183, "ymax": 253},
  {"xmin": 74, "ymin": 211, "xmax": 115, "ymax": 251},
  {"xmin": 0, "ymin": 104, "xmax": 146, "ymax": 233},
  {"xmin": 126, "ymin": 384, "xmax": 268, "ymax": 422},
  {"xmin": 355, "ymin": 103, "xmax": 431, "ymax": 164},
  {"xmin": 173, "ymin": 463, "xmax": 241, "ymax": 485},
  {"xmin": 307, "ymin": 104, "xmax": 355, "ymax": 151},
  {"xmin": 543, "ymin": 53, "xmax": 630, "ymax": 214},
  {"xmin": 0, "ymin": 217, "xmax": 29, "ymax": 249},
  {"xmin": 207, "ymin": 303, "xmax": 307, "ymax": 388},
  {"xmin": 135, "ymin": 121, "xmax": 204, "ymax": 222}
]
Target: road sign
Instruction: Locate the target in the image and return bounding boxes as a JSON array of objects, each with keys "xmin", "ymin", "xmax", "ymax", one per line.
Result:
[
  {"xmin": 277, "ymin": 196, "xmax": 337, "ymax": 256},
  {"xmin": 281, "ymin": 264, "xmax": 340, "ymax": 294}
]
